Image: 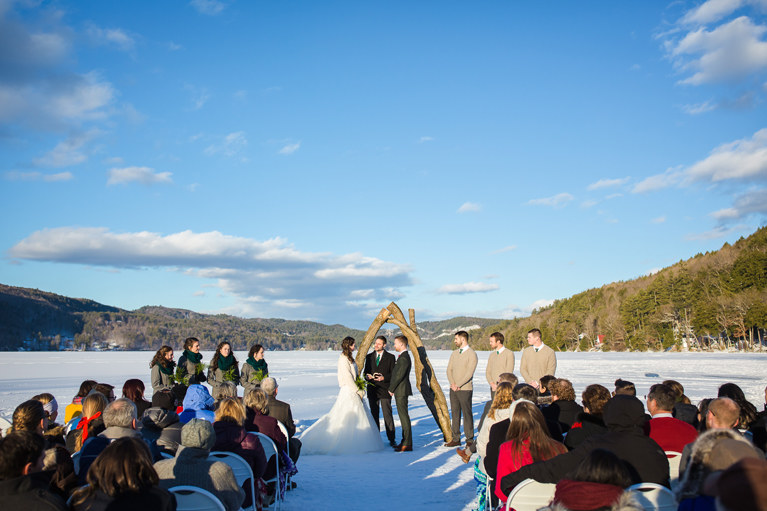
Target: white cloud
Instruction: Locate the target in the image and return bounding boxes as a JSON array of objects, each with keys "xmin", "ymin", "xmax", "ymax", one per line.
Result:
[
  {"xmin": 685, "ymin": 128, "xmax": 767, "ymax": 182},
  {"xmin": 667, "ymin": 16, "xmax": 767, "ymax": 85},
  {"xmin": 33, "ymin": 130, "xmax": 101, "ymax": 168},
  {"xmin": 190, "ymin": 0, "xmax": 226, "ymax": 15},
  {"xmin": 682, "ymin": 100, "xmax": 717, "ymax": 114},
  {"xmin": 527, "ymin": 192, "xmax": 574, "ymax": 208},
  {"xmin": 168, "ymin": 42, "xmax": 183, "ymax": 51},
  {"xmin": 204, "ymin": 131, "xmax": 247, "ymax": 157},
  {"xmin": 87, "ymin": 25, "xmax": 136, "ymax": 51},
  {"xmin": 419, "ymin": 136, "xmax": 434, "ymax": 143},
  {"xmin": 491, "ymin": 245, "xmax": 517, "ymax": 254},
  {"xmin": 685, "ymin": 224, "xmax": 750, "ymax": 240},
  {"xmin": 437, "ymin": 281, "xmax": 499, "ymax": 295},
  {"xmin": 45, "ymin": 171, "xmax": 74, "ymax": 182},
  {"xmin": 680, "ymin": 0, "xmax": 747, "ymax": 26},
  {"xmin": 651, "ymin": 215, "xmax": 667, "ymax": 224},
  {"xmin": 587, "ymin": 177, "xmax": 629, "ymax": 190},
  {"xmin": 457, "ymin": 202, "xmax": 481, "ymax": 213},
  {"xmin": 632, "ymin": 168, "xmax": 683, "ymax": 193},
  {"xmin": 4, "ymin": 171, "xmax": 73, "ymax": 182},
  {"xmin": 710, "ymin": 188, "xmax": 767, "ymax": 221},
  {"xmin": 278, "ymin": 142, "xmax": 301, "ymax": 155},
  {"xmin": 107, "ymin": 166, "xmax": 173, "ymax": 185},
  {"xmin": 8, "ymin": 227, "xmax": 413, "ymax": 323},
  {"xmin": 184, "ymin": 85, "xmax": 210, "ymax": 110},
  {"xmin": 529, "ymin": 298, "xmax": 555, "ymax": 310},
  {"xmin": 645, "ymin": 267, "xmax": 663, "ymax": 276},
  {"xmin": 580, "ymin": 200, "xmax": 598, "ymax": 208},
  {"xmin": 193, "ymin": 290, "xmax": 205, "ymax": 297}
]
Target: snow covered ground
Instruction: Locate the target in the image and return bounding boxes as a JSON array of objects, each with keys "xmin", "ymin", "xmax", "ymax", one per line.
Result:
[{"xmin": 1, "ymin": 350, "xmax": 765, "ymax": 510}]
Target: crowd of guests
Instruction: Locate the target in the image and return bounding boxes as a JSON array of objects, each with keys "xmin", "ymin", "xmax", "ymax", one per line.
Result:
[
  {"xmin": 0, "ymin": 338, "xmax": 300, "ymax": 511},
  {"xmin": 459, "ymin": 372, "xmax": 767, "ymax": 511}
]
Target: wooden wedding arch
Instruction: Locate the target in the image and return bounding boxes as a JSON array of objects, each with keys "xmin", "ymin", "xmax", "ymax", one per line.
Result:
[{"xmin": 354, "ymin": 302, "xmax": 452, "ymax": 440}]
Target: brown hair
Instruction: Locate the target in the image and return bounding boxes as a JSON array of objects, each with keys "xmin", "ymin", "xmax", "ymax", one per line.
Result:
[
  {"xmin": 454, "ymin": 331, "xmax": 469, "ymax": 342},
  {"xmin": 248, "ymin": 344, "xmax": 264, "ymax": 359},
  {"xmin": 506, "ymin": 401, "xmax": 566, "ymax": 462},
  {"xmin": 550, "ymin": 378, "xmax": 576, "ymax": 401},
  {"xmin": 150, "ymin": 346, "xmax": 175, "ymax": 370},
  {"xmin": 581, "ymin": 384, "xmax": 611, "ymax": 416},
  {"xmin": 214, "ymin": 397, "xmax": 246, "ymax": 426},
  {"xmin": 663, "ymin": 380, "xmax": 690, "ymax": 404},
  {"xmin": 488, "ymin": 382, "xmax": 514, "ymax": 420},
  {"xmin": 708, "ymin": 397, "xmax": 741, "ymax": 428},
  {"xmin": 490, "ymin": 332, "xmax": 505, "ymax": 344},
  {"xmin": 183, "ymin": 337, "xmax": 200, "ymax": 350},
  {"xmin": 648, "ymin": 383, "xmax": 676, "ymax": 411},
  {"xmin": 210, "ymin": 341, "xmax": 238, "ymax": 372},
  {"xmin": 10, "ymin": 400, "xmax": 45, "ymax": 434},
  {"xmin": 71, "ymin": 437, "xmax": 158, "ymax": 507},
  {"xmin": 341, "ymin": 336, "xmax": 355, "ymax": 364},
  {"xmin": 244, "ymin": 388, "xmax": 269, "ymax": 414}
]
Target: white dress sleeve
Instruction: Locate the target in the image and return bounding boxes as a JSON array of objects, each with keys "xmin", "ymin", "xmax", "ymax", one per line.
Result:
[{"xmin": 337, "ymin": 355, "xmax": 356, "ymax": 389}]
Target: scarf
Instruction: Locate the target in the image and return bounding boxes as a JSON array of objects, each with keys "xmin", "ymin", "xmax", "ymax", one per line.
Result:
[
  {"xmin": 217, "ymin": 353, "xmax": 235, "ymax": 371},
  {"xmin": 552, "ymin": 480, "xmax": 624, "ymax": 510},
  {"xmin": 246, "ymin": 357, "xmax": 267, "ymax": 372},
  {"xmin": 76, "ymin": 411, "xmax": 102, "ymax": 442},
  {"xmin": 183, "ymin": 349, "xmax": 202, "ymax": 364},
  {"xmin": 158, "ymin": 360, "xmax": 175, "ymax": 375}
]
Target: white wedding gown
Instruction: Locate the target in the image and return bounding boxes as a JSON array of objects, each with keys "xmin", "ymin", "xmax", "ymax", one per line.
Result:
[{"xmin": 300, "ymin": 354, "xmax": 384, "ymax": 455}]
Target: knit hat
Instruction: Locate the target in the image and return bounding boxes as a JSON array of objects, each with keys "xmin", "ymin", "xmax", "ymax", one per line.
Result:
[
  {"xmin": 152, "ymin": 390, "xmax": 175, "ymax": 411},
  {"xmin": 708, "ymin": 438, "xmax": 761, "ymax": 471},
  {"xmin": 716, "ymin": 458, "xmax": 767, "ymax": 511},
  {"xmin": 552, "ymin": 479, "xmax": 625, "ymax": 510},
  {"xmin": 42, "ymin": 398, "xmax": 58, "ymax": 416},
  {"xmin": 181, "ymin": 418, "xmax": 216, "ymax": 450}
]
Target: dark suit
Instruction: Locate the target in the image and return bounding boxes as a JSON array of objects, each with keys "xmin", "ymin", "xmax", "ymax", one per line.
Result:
[
  {"xmin": 389, "ymin": 350, "xmax": 413, "ymax": 448},
  {"xmin": 266, "ymin": 395, "xmax": 301, "ymax": 463},
  {"xmin": 364, "ymin": 349, "xmax": 396, "ymax": 444}
]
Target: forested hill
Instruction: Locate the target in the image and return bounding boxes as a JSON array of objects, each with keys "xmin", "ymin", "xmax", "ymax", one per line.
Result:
[{"xmin": 465, "ymin": 226, "xmax": 767, "ymax": 352}]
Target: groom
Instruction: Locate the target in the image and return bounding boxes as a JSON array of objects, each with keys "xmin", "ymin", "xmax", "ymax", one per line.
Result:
[
  {"xmin": 389, "ymin": 335, "xmax": 412, "ymax": 452},
  {"xmin": 364, "ymin": 335, "xmax": 397, "ymax": 447}
]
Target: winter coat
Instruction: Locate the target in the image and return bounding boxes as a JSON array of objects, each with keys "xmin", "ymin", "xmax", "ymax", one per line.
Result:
[
  {"xmin": 499, "ymin": 395, "xmax": 670, "ymax": 496},
  {"xmin": 244, "ymin": 407, "xmax": 287, "ymax": 454},
  {"xmin": 207, "ymin": 365, "xmax": 240, "ymax": 399},
  {"xmin": 150, "ymin": 363, "xmax": 173, "ymax": 394},
  {"xmin": 212, "ymin": 420, "xmax": 267, "ymax": 478},
  {"xmin": 78, "ymin": 427, "xmax": 161, "ymax": 482},
  {"xmin": 177, "ymin": 352, "xmax": 206, "ymax": 385},
  {"xmin": 539, "ymin": 488, "xmax": 644, "ymax": 511},
  {"xmin": 495, "ymin": 437, "xmax": 568, "ymax": 501},
  {"xmin": 241, "ymin": 359, "xmax": 268, "ymax": 396},
  {"xmin": 564, "ymin": 412, "xmax": 607, "ymax": 450},
  {"xmin": 66, "ymin": 416, "xmax": 105, "ymax": 453},
  {"xmin": 265, "ymin": 396, "xmax": 296, "ymax": 438},
  {"xmin": 141, "ymin": 407, "xmax": 183, "ymax": 455},
  {"xmin": 0, "ymin": 471, "xmax": 67, "ymax": 511},
  {"xmin": 70, "ymin": 486, "xmax": 175, "ymax": 511},
  {"xmin": 477, "ymin": 407, "xmax": 511, "ymax": 470},
  {"xmin": 542, "ymin": 400, "xmax": 583, "ymax": 433},
  {"xmin": 178, "ymin": 384, "xmax": 215, "ymax": 424},
  {"xmin": 155, "ymin": 446, "xmax": 245, "ymax": 511}
]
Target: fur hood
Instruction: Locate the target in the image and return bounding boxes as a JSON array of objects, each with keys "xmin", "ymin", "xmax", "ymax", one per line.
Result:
[{"xmin": 540, "ymin": 490, "xmax": 643, "ymax": 511}]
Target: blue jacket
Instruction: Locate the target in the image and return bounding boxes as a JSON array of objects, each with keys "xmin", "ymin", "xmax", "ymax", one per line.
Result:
[{"xmin": 179, "ymin": 384, "xmax": 215, "ymax": 423}]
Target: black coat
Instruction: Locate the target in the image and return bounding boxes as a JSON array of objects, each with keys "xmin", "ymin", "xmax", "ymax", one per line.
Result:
[
  {"xmin": 389, "ymin": 351, "xmax": 412, "ymax": 398},
  {"xmin": 364, "ymin": 350, "xmax": 395, "ymax": 400},
  {"xmin": 0, "ymin": 472, "xmax": 67, "ymax": 511},
  {"xmin": 70, "ymin": 487, "xmax": 175, "ymax": 511},
  {"xmin": 563, "ymin": 412, "xmax": 607, "ymax": 450},
  {"xmin": 542, "ymin": 400, "xmax": 583, "ymax": 433},
  {"xmin": 500, "ymin": 395, "xmax": 670, "ymax": 496},
  {"xmin": 266, "ymin": 396, "xmax": 296, "ymax": 438}
]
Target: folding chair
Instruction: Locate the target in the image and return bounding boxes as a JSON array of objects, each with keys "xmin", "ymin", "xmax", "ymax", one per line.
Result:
[
  {"xmin": 209, "ymin": 451, "xmax": 256, "ymax": 511},
  {"xmin": 628, "ymin": 482, "xmax": 677, "ymax": 511},
  {"xmin": 169, "ymin": 485, "xmax": 226, "ymax": 511},
  {"xmin": 274, "ymin": 421, "xmax": 293, "ymax": 487},
  {"xmin": 505, "ymin": 478, "xmax": 556, "ymax": 511},
  {"xmin": 665, "ymin": 451, "xmax": 682, "ymax": 489},
  {"xmin": 250, "ymin": 432, "xmax": 282, "ymax": 510}
]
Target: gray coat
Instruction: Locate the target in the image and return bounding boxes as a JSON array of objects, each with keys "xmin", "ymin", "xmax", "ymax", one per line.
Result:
[
  {"xmin": 240, "ymin": 363, "xmax": 261, "ymax": 396},
  {"xmin": 154, "ymin": 446, "xmax": 244, "ymax": 511},
  {"xmin": 150, "ymin": 364, "xmax": 173, "ymax": 394},
  {"xmin": 207, "ymin": 366, "xmax": 240, "ymax": 398},
  {"xmin": 177, "ymin": 353, "xmax": 206, "ymax": 385}
]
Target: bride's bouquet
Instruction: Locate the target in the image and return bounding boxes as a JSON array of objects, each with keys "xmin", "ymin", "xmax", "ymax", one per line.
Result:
[{"xmin": 354, "ymin": 375, "xmax": 368, "ymax": 398}]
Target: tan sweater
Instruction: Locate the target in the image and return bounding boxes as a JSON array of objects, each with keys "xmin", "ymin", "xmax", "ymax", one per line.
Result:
[
  {"xmin": 447, "ymin": 346, "xmax": 478, "ymax": 391},
  {"xmin": 485, "ymin": 348, "xmax": 516, "ymax": 386},
  {"xmin": 519, "ymin": 344, "xmax": 556, "ymax": 384}
]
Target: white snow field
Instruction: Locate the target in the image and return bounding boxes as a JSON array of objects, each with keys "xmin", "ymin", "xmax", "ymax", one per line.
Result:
[{"xmin": 1, "ymin": 350, "xmax": 765, "ymax": 510}]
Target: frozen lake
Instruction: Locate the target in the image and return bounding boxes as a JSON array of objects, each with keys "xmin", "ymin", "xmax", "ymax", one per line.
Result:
[{"xmin": 1, "ymin": 350, "xmax": 765, "ymax": 510}]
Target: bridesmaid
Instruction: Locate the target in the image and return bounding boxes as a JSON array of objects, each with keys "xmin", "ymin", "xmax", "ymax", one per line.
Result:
[
  {"xmin": 241, "ymin": 344, "xmax": 268, "ymax": 396},
  {"xmin": 207, "ymin": 341, "xmax": 240, "ymax": 398},
  {"xmin": 177, "ymin": 337, "xmax": 206, "ymax": 385},
  {"xmin": 150, "ymin": 346, "xmax": 175, "ymax": 394}
]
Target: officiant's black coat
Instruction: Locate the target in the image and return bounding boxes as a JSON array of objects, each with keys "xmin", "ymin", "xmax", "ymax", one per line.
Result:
[{"xmin": 364, "ymin": 350, "xmax": 395, "ymax": 400}]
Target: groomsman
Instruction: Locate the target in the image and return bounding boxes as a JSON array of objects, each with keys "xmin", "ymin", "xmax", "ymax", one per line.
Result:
[
  {"xmin": 389, "ymin": 335, "xmax": 412, "ymax": 452},
  {"xmin": 364, "ymin": 335, "xmax": 396, "ymax": 447},
  {"xmin": 486, "ymin": 332, "xmax": 515, "ymax": 400},
  {"xmin": 445, "ymin": 330, "xmax": 478, "ymax": 450}
]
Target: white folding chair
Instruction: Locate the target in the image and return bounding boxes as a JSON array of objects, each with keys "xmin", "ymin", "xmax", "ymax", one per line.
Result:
[
  {"xmin": 274, "ymin": 421, "xmax": 292, "ymax": 487},
  {"xmin": 249, "ymin": 432, "xmax": 282, "ymax": 510},
  {"xmin": 209, "ymin": 451, "xmax": 256, "ymax": 511},
  {"xmin": 169, "ymin": 485, "xmax": 226, "ymax": 511},
  {"xmin": 665, "ymin": 451, "xmax": 682, "ymax": 489},
  {"xmin": 628, "ymin": 482, "xmax": 677, "ymax": 511},
  {"xmin": 505, "ymin": 478, "xmax": 556, "ymax": 511},
  {"xmin": 484, "ymin": 476, "xmax": 494, "ymax": 511}
]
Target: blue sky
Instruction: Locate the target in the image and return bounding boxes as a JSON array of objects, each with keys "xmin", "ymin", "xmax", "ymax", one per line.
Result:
[{"xmin": 1, "ymin": 0, "xmax": 766, "ymax": 329}]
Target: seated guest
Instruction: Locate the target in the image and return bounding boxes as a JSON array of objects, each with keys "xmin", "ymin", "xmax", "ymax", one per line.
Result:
[
  {"xmin": 178, "ymin": 384, "xmax": 215, "ymax": 423},
  {"xmin": 541, "ymin": 448, "xmax": 641, "ymax": 511},
  {"xmin": 478, "ymin": 373, "xmax": 518, "ymax": 433},
  {"xmin": 213, "ymin": 397, "xmax": 267, "ymax": 479},
  {"xmin": 32, "ymin": 393, "xmax": 65, "ymax": 447},
  {"xmin": 122, "ymin": 379, "xmax": 151, "ymax": 419},
  {"xmin": 214, "ymin": 381, "xmax": 238, "ymax": 402},
  {"xmin": 613, "ymin": 379, "xmax": 636, "ymax": 397},
  {"xmin": 243, "ymin": 389, "xmax": 288, "ymax": 456},
  {"xmin": 664, "ymin": 379, "xmax": 698, "ymax": 427},
  {"xmin": 155, "ymin": 418, "xmax": 245, "ymax": 511},
  {"xmin": 43, "ymin": 445, "xmax": 78, "ymax": 500},
  {"xmin": 697, "ymin": 398, "xmax": 713, "ymax": 433},
  {"xmin": 261, "ymin": 376, "xmax": 302, "ymax": 464},
  {"xmin": 713, "ymin": 457, "xmax": 767, "ymax": 511},
  {"xmin": 542, "ymin": 378, "xmax": 583, "ymax": 433},
  {"xmin": 495, "ymin": 401, "xmax": 568, "ymax": 504},
  {"xmin": 141, "ymin": 391, "xmax": 183, "ymax": 455},
  {"xmin": 565, "ymin": 384, "xmax": 610, "ymax": 450},
  {"xmin": 538, "ymin": 374, "xmax": 556, "ymax": 405},
  {"xmin": 643, "ymin": 383, "xmax": 698, "ymax": 454},
  {"xmin": 718, "ymin": 383, "xmax": 758, "ymax": 431},
  {"xmin": 680, "ymin": 397, "xmax": 742, "ymax": 475},
  {"xmin": 93, "ymin": 383, "xmax": 116, "ymax": 402},
  {"xmin": 499, "ymin": 395, "xmax": 670, "ymax": 496},
  {"xmin": 0, "ymin": 431, "xmax": 67, "ymax": 510},
  {"xmin": 676, "ymin": 429, "xmax": 763, "ymax": 511},
  {"xmin": 65, "ymin": 380, "xmax": 97, "ymax": 423},
  {"xmin": 69, "ymin": 437, "xmax": 174, "ymax": 511},
  {"xmin": 8, "ymin": 400, "xmax": 46, "ymax": 437},
  {"xmin": 66, "ymin": 392, "xmax": 107, "ymax": 453}
]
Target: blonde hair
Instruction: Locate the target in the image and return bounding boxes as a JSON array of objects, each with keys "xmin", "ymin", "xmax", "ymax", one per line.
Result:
[
  {"xmin": 244, "ymin": 389, "xmax": 269, "ymax": 414},
  {"xmin": 214, "ymin": 397, "xmax": 246, "ymax": 426},
  {"xmin": 83, "ymin": 392, "xmax": 108, "ymax": 418},
  {"xmin": 488, "ymin": 382, "xmax": 515, "ymax": 420}
]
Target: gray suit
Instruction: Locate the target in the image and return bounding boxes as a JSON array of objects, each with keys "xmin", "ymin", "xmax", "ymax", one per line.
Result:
[{"xmin": 389, "ymin": 351, "xmax": 412, "ymax": 448}]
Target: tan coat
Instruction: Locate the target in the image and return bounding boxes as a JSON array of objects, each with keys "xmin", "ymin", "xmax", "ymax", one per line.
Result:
[
  {"xmin": 447, "ymin": 346, "xmax": 478, "ymax": 391},
  {"xmin": 520, "ymin": 344, "xmax": 556, "ymax": 384},
  {"xmin": 485, "ymin": 348, "xmax": 515, "ymax": 386}
]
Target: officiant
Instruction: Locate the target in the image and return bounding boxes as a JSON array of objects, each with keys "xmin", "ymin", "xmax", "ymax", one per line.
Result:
[{"xmin": 364, "ymin": 335, "xmax": 396, "ymax": 447}]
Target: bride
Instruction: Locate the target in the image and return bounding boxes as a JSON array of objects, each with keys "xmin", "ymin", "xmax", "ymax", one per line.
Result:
[{"xmin": 300, "ymin": 336, "xmax": 384, "ymax": 454}]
